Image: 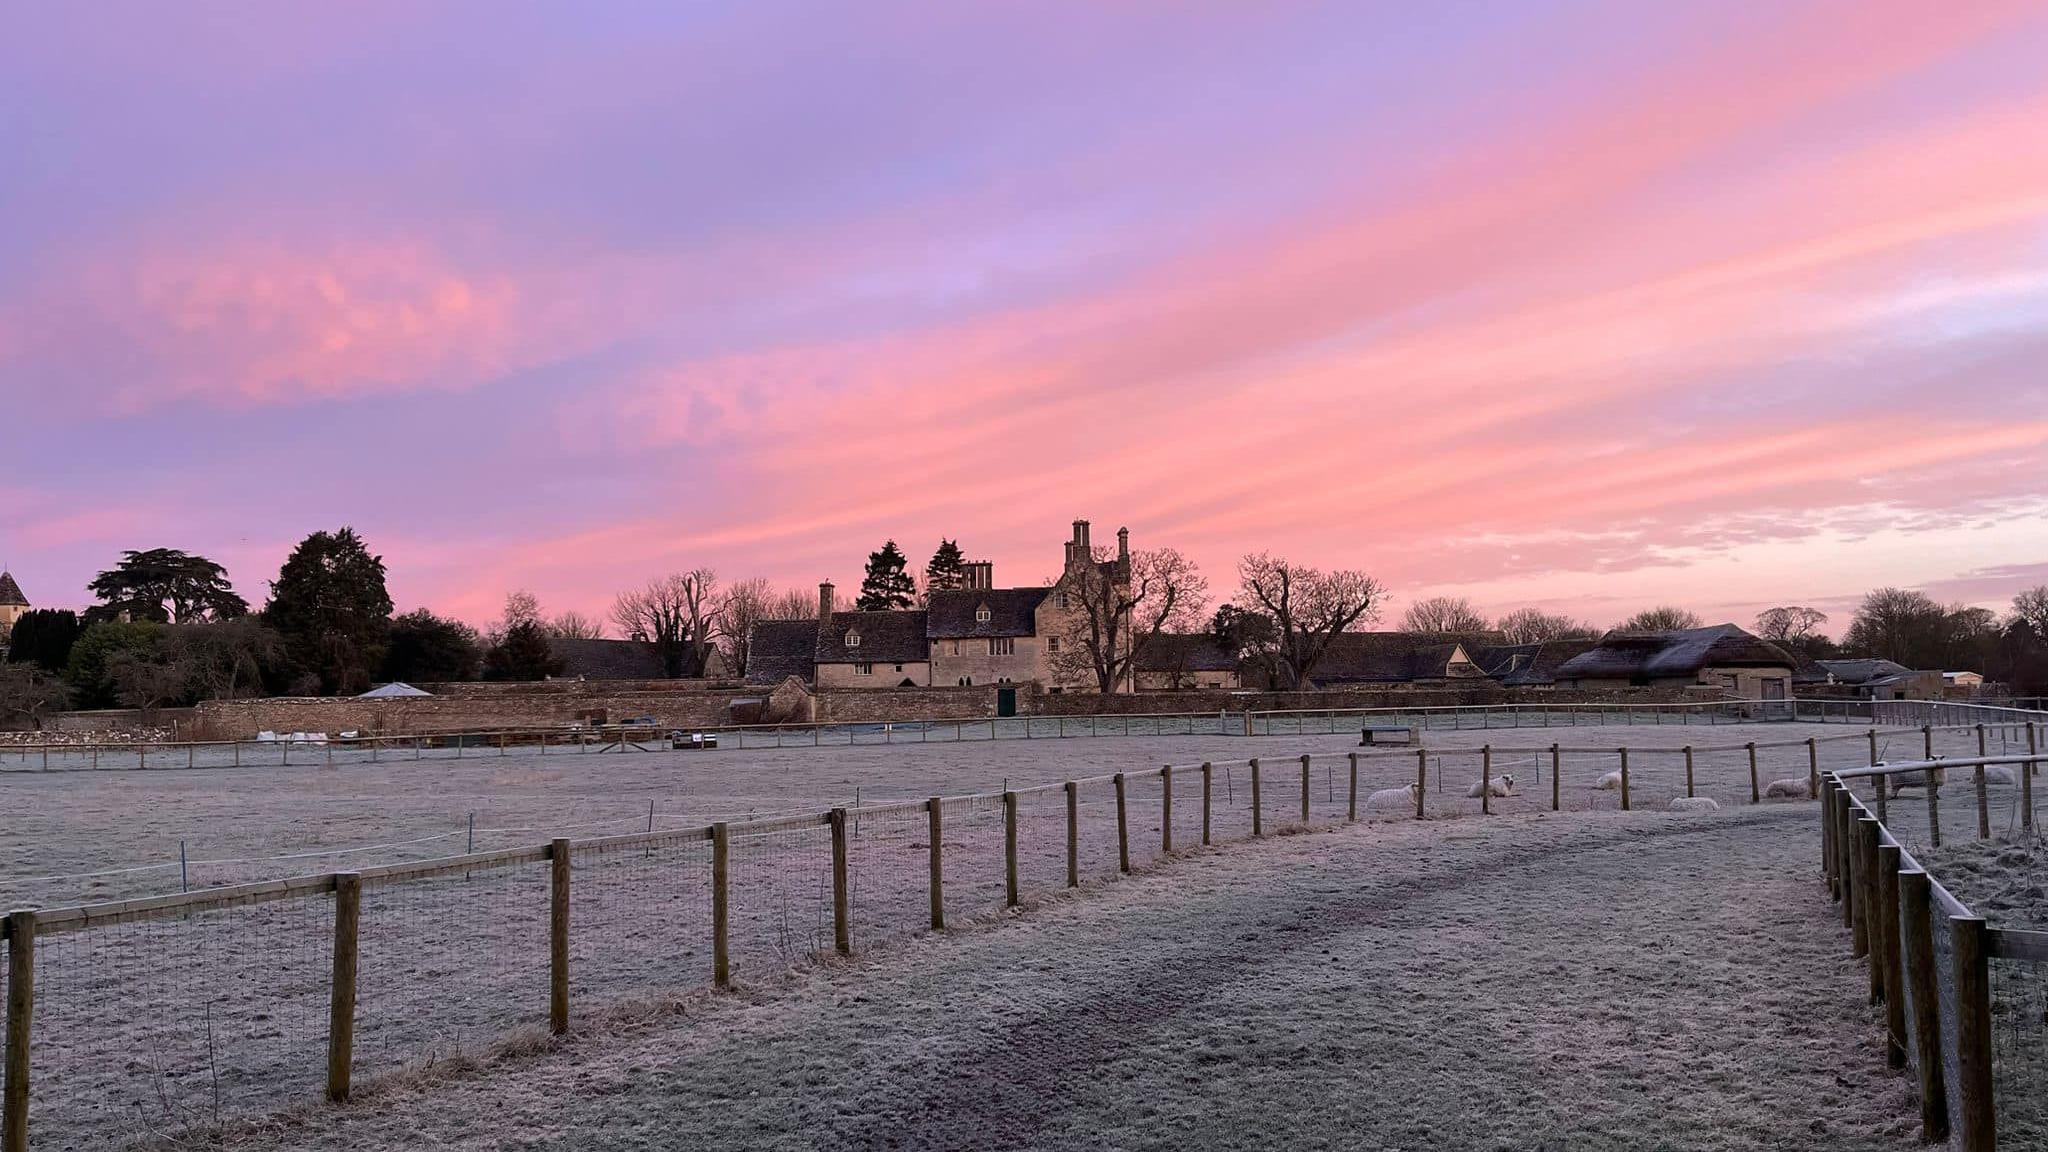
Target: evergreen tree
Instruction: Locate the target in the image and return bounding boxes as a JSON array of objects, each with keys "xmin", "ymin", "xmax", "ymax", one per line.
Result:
[
  {"xmin": 64, "ymin": 619, "xmax": 165, "ymax": 709},
  {"xmin": 482, "ymin": 619, "xmax": 564, "ymax": 681},
  {"xmin": 88, "ymin": 548, "xmax": 249, "ymax": 622},
  {"xmin": 924, "ymin": 539, "xmax": 968, "ymax": 599},
  {"xmin": 6, "ymin": 609, "xmax": 83, "ymax": 673},
  {"xmin": 383, "ymin": 610, "xmax": 483, "ymax": 683},
  {"xmin": 857, "ymin": 540, "xmax": 916, "ymax": 611},
  {"xmin": 264, "ymin": 528, "xmax": 394, "ymax": 695}
]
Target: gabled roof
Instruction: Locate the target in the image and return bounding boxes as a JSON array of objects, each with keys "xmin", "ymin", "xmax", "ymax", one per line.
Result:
[
  {"xmin": 1308, "ymin": 632, "xmax": 1506, "ymax": 685},
  {"xmin": 927, "ymin": 587, "xmax": 1050, "ymax": 638},
  {"xmin": 0, "ymin": 572, "xmax": 25, "ymax": 607},
  {"xmin": 552, "ymin": 637, "xmax": 670, "ymax": 680},
  {"xmin": 747, "ymin": 619, "xmax": 821, "ymax": 685},
  {"xmin": 817, "ymin": 609, "xmax": 930, "ymax": 664},
  {"xmin": 1135, "ymin": 633, "xmax": 1240, "ymax": 673},
  {"xmin": 1555, "ymin": 624, "xmax": 1795, "ymax": 681}
]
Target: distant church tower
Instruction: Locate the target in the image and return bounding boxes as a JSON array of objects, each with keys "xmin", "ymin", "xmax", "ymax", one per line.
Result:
[{"xmin": 0, "ymin": 571, "xmax": 26, "ymax": 641}]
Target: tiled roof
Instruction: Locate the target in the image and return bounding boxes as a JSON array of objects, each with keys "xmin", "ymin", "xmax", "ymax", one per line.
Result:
[
  {"xmin": 817, "ymin": 610, "xmax": 930, "ymax": 664},
  {"xmin": 0, "ymin": 572, "xmax": 25, "ymax": 607},
  {"xmin": 1134, "ymin": 633, "xmax": 1240, "ymax": 673},
  {"xmin": 926, "ymin": 588, "xmax": 1050, "ymax": 638},
  {"xmin": 747, "ymin": 619, "xmax": 821, "ymax": 685},
  {"xmin": 1555, "ymin": 625, "xmax": 1795, "ymax": 681},
  {"xmin": 1816, "ymin": 658, "xmax": 1917, "ymax": 686},
  {"xmin": 552, "ymin": 637, "xmax": 670, "ymax": 680},
  {"xmin": 1309, "ymin": 632, "xmax": 1505, "ymax": 685}
]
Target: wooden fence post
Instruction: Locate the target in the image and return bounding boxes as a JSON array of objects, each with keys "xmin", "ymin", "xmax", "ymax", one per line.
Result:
[
  {"xmin": 1922, "ymin": 723, "xmax": 1934, "ymax": 764},
  {"xmin": 1200, "ymin": 764, "xmax": 1212, "ymax": 845},
  {"xmin": 1063, "ymin": 783, "xmax": 1079, "ymax": 888},
  {"xmin": 1550, "ymin": 745, "xmax": 1560, "ymax": 811},
  {"xmin": 1807, "ymin": 737, "xmax": 1818, "ymax": 799},
  {"xmin": 1822, "ymin": 780, "xmax": 1837, "ymax": 894},
  {"xmin": 1899, "ymin": 870, "xmax": 1950, "ymax": 1143},
  {"xmin": 1747, "ymin": 742, "xmax": 1759, "ymax": 805},
  {"xmin": 1160, "ymin": 766, "xmax": 1174, "ymax": 854},
  {"xmin": 1868, "ymin": 728, "xmax": 1878, "ymax": 769},
  {"xmin": 1618, "ymin": 748, "xmax": 1630, "ymax": 812},
  {"xmin": 1850, "ymin": 817, "xmax": 1871, "ymax": 959},
  {"xmin": 711, "ymin": 823, "xmax": 731, "ymax": 988},
  {"xmin": 1250, "ymin": 759, "xmax": 1263, "ymax": 837},
  {"xmin": 1838, "ymin": 792, "xmax": 1856, "ymax": 929},
  {"xmin": 928, "ymin": 800, "xmax": 946, "ymax": 927},
  {"xmin": 1925, "ymin": 767, "xmax": 1941, "ymax": 849},
  {"xmin": 1003, "ymin": 792, "xmax": 1020, "ymax": 908},
  {"xmin": 4, "ymin": 909, "xmax": 37, "ymax": 1152},
  {"xmin": 326, "ymin": 874, "xmax": 362, "ymax": 1102},
  {"xmin": 1299, "ymin": 754, "xmax": 1311, "ymax": 823},
  {"xmin": 2026, "ymin": 722, "xmax": 2038, "ymax": 830},
  {"xmin": 1346, "ymin": 753, "xmax": 1358, "ymax": 822},
  {"xmin": 550, "ymin": 838, "xmax": 571, "ymax": 1032},
  {"xmin": 1952, "ymin": 915, "xmax": 1996, "ymax": 1152},
  {"xmin": 1684, "ymin": 746, "xmax": 1695, "ymax": 799},
  {"xmin": 1974, "ymin": 725, "xmax": 1990, "ymax": 840},
  {"xmin": 1114, "ymin": 773, "xmax": 1131, "ymax": 873},
  {"xmin": 1415, "ymin": 750, "xmax": 1427, "ymax": 820},
  {"xmin": 830, "ymin": 809, "xmax": 851, "ymax": 954},
  {"xmin": 1863, "ymin": 820, "xmax": 1886, "ymax": 1005},
  {"xmin": 1480, "ymin": 746, "xmax": 1492, "ymax": 815},
  {"xmin": 1877, "ymin": 843, "xmax": 1905, "ymax": 1067}
]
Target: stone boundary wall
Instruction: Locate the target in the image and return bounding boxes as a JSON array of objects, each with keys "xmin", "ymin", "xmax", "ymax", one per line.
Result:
[{"xmin": 191, "ymin": 680, "xmax": 1722, "ymax": 739}]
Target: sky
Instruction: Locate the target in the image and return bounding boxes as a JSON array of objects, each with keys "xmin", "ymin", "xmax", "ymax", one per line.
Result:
[{"xmin": 4, "ymin": 1, "xmax": 2048, "ymax": 637}]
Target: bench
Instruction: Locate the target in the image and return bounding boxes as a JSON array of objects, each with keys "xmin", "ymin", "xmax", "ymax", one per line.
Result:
[{"xmin": 1359, "ymin": 725, "xmax": 1416, "ymax": 747}]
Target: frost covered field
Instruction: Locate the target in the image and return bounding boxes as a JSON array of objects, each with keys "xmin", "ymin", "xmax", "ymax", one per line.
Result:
[
  {"xmin": 204, "ymin": 806, "xmax": 1916, "ymax": 1151},
  {"xmin": 0, "ymin": 719, "xmax": 1931, "ymax": 1148}
]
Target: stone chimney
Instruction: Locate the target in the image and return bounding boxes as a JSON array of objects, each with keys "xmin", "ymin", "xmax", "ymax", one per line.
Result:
[
  {"xmin": 818, "ymin": 581, "xmax": 835, "ymax": 621},
  {"xmin": 1066, "ymin": 519, "xmax": 1092, "ymax": 568},
  {"xmin": 965, "ymin": 561, "xmax": 994, "ymax": 590},
  {"xmin": 1117, "ymin": 527, "xmax": 1129, "ymax": 562}
]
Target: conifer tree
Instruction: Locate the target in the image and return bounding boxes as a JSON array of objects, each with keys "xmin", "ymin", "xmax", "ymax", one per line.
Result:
[{"xmin": 858, "ymin": 540, "xmax": 916, "ymax": 610}]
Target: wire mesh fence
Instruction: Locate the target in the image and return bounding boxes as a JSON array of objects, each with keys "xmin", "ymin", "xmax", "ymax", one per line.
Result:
[
  {"xmin": 25, "ymin": 893, "xmax": 332, "ymax": 1148},
  {"xmin": 1989, "ymin": 955, "xmax": 2048, "ymax": 1146},
  {"xmin": 11, "ymin": 724, "xmax": 2035, "ymax": 1150}
]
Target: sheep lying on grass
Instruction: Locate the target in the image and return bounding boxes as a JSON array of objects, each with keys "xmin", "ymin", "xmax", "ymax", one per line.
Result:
[
  {"xmin": 1763, "ymin": 777, "xmax": 1812, "ymax": 800},
  {"xmin": 1670, "ymin": 797, "xmax": 1720, "ymax": 812},
  {"xmin": 1885, "ymin": 768, "xmax": 1945, "ymax": 796},
  {"xmin": 1465, "ymin": 774, "xmax": 1517, "ymax": 799},
  {"xmin": 1592, "ymin": 770, "xmax": 1623, "ymax": 791},
  {"xmin": 1982, "ymin": 765, "xmax": 2018, "ymax": 786},
  {"xmin": 1364, "ymin": 782, "xmax": 1418, "ymax": 810}
]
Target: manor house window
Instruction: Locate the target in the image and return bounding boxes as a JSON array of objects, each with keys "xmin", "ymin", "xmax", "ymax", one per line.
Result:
[
  {"xmin": 855, "ymin": 662, "xmax": 873, "ymax": 675},
  {"xmin": 989, "ymin": 637, "xmax": 1015, "ymax": 656}
]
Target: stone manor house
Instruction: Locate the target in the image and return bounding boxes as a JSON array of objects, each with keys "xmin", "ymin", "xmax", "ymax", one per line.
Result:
[{"xmin": 749, "ymin": 520, "xmax": 1136, "ymax": 699}]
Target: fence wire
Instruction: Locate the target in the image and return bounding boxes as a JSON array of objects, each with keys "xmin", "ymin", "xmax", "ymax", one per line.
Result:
[
  {"xmin": 570, "ymin": 834, "xmax": 714, "ymax": 1011},
  {"xmin": 845, "ymin": 803, "xmax": 931, "ymax": 952},
  {"xmin": 725, "ymin": 821, "xmax": 833, "ymax": 978},
  {"xmin": 26, "ymin": 894, "xmax": 331, "ymax": 1148},
  {"xmin": 355, "ymin": 861, "xmax": 550, "ymax": 1076}
]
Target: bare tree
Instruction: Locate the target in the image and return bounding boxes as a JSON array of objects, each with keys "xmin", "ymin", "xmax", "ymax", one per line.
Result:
[
  {"xmin": 167, "ymin": 619, "xmax": 285, "ymax": 700},
  {"xmin": 767, "ymin": 586, "xmax": 819, "ymax": 620},
  {"xmin": 1496, "ymin": 607, "xmax": 1599, "ymax": 645},
  {"xmin": 1399, "ymin": 596, "xmax": 1490, "ymax": 633},
  {"xmin": 1754, "ymin": 606, "xmax": 1828, "ymax": 644},
  {"xmin": 611, "ymin": 569, "xmax": 721, "ymax": 678},
  {"xmin": 2011, "ymin": 585, "xmax": 2048, "ymax": 638},
  {"xmin": 1618, "ymin": 606, "xmax": 1702, "ymax": 632},
  {"xmin": 718, "ymin": 577, "xmax": 776, "ymax": 677},
  {"xmin": 549, "ymin": 611, "xmax": 605, "ymax": 640},
  {"xmin": 0, "ymin": 664, "xmax": 71, "ymax": 731},
  {"xmin": 1236, "ymin": 553, "xmax": 1385, "ymax": 689},
  {"xmin": 1048, "ymin": 547, "xmax": 1208, "ymax": 693}
]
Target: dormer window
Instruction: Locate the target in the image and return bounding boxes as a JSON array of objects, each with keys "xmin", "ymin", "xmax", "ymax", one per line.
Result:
[
  {"xmin": 845, "ymin": 630, "xmax": 861, "ymax": 648},
  {"xmin": 975, "ymin": 604, "xmax": 991, "ymax": 624}
]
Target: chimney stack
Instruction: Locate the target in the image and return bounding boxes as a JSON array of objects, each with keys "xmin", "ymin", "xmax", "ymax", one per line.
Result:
[
  {"xmin": 965, "ymin": 561, "xmax": 993, "ymax": 590},
  {"xmin": 1117, "ymin": 526, "xmax": 1129, "ymax": 562},
  {"xmin": 818, "ymin": 581, "xmax": 835, "ymax": 620}
]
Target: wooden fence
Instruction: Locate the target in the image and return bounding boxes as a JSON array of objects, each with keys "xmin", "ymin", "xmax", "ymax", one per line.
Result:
[
  {"xmin": 0, "ymin": 720, "xmax": 2036, "ymax": 1150},
  {"xmin": 1821, "ymin": 748, "xmax": 2048, "ymax": 1151}
]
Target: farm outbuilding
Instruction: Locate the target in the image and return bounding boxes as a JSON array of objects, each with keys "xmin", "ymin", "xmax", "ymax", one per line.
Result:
[{"xmin": 1552, "ymin": 623, "xmax": 1796, "ymax": 702}]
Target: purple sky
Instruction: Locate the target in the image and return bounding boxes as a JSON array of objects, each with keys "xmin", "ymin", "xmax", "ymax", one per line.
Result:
[{"xmin": 5, "ymin": 1, "xmax": 2048, "ymax": 635}]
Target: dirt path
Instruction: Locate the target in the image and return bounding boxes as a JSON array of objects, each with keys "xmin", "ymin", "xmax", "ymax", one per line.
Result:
[{"xmin": 211, "ymin": 808, "xmax": 1918, "ymax": 1151}]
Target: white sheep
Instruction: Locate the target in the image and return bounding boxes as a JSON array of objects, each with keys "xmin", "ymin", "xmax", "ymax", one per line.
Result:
[
  {"xmin": 1763, "ymin": 777, "xmax": 1812, "ymax": 800},
  {"xmin": 1364, "ymin": 782, "xmax": 1418, "ymax": 810},
  {"xmin": 1670, "ymin": 797, "xmax": 1721, "ymax": 812},
  {"xmin": 1884, "ymin": 768, "xmax": 1943, "ymax": 796},
  {"xmin": 1465, "ymin": 773, "xmax": 1517, "ymax": 799},
  {"xmin": 1592, "ymin": 770, "xmax": 1623, "ymax": 791},
  {"xmin": 1983, "ymin": 765, "xmax": 2018, "ymax": 786}
]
